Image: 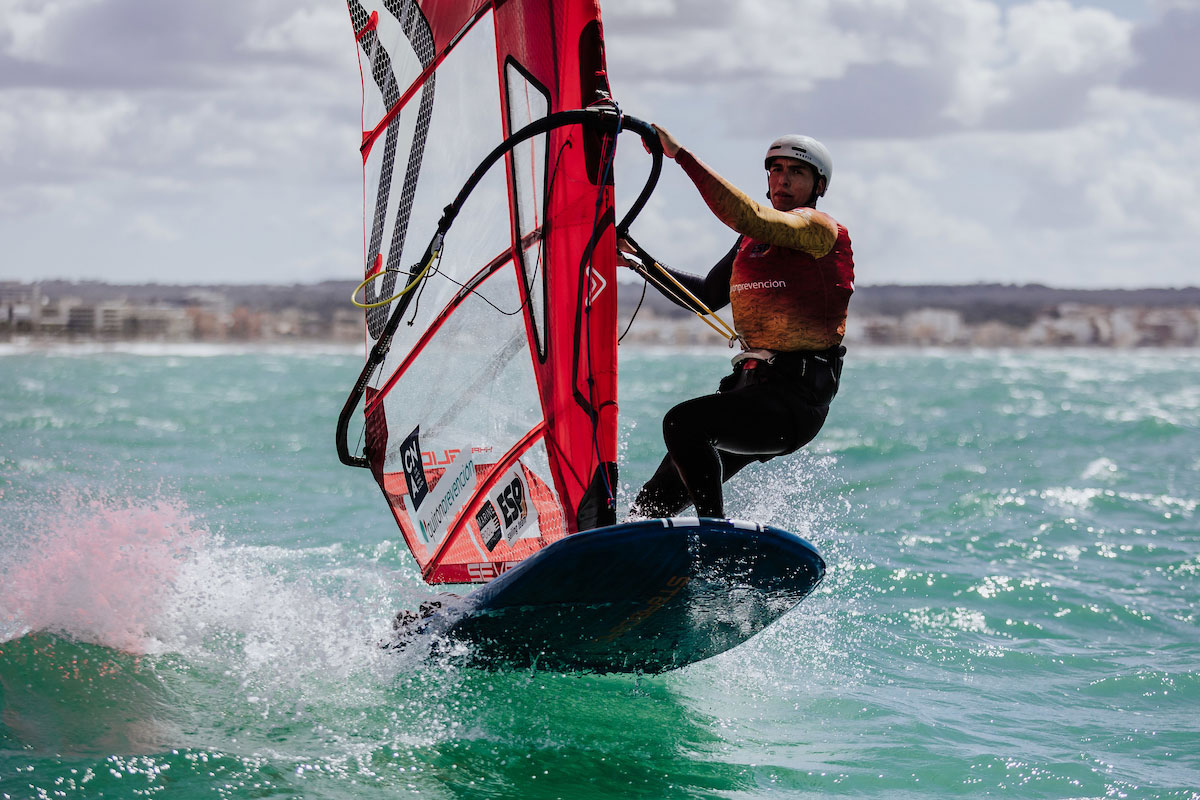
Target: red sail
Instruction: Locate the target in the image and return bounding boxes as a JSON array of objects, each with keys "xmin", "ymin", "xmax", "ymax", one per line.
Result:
[{"xmin": 346, "ymin": 0, "xmax": 619, "ymax": 583}]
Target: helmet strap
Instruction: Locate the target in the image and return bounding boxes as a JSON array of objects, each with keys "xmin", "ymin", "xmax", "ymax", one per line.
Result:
[{"xmin": 804, "ymin": 176, "xmax": 827, "ymax": 207}]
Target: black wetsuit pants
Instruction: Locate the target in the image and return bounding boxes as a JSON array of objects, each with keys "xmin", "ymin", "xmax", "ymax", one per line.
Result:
[{"xmin": 630, "ymin": 347, "xmax": 843, "ymax": 519}]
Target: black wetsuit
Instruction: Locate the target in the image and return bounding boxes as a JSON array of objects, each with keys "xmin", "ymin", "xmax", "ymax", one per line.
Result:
[{"xmin": 629, "ymin": 243, "xmax": 844, "ymax": 519}]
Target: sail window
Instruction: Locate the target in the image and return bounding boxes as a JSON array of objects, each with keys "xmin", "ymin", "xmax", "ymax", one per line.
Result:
[{"xmin": 504, "ymin": 59, "xmax": 551, "ymax": 358}]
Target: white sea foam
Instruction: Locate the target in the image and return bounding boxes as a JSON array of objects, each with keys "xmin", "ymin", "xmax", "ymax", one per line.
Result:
[
  {"xmin": 0, "ymin": 491, "xmax": 206, "ymax": 652},
  {"xmin": 1081, "ymin": 457, "xmax": 1120, "ymax": 481},
  {"xmin": 0, "ymin": 490, "xmax": 404, "ymax": 671}
]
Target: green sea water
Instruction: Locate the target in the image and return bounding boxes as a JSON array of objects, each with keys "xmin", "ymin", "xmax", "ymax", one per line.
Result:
[{"xmin": 1, "ymin": 344, "xmax": 1197, "ymax": 799}]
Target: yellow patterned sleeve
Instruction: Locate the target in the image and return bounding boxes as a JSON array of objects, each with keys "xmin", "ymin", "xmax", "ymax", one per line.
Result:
[{"xmin": 677, "ymin": 148, "xmax": 837, "ymax": 257}]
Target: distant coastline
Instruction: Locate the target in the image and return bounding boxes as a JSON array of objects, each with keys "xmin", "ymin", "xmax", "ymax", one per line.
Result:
[{"xmin": 3, "ymin": 279, "xmax": 1198, "ymax": 348}]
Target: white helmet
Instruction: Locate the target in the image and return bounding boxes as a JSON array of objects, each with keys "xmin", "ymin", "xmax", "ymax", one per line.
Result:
[{"xmin": 764, "ymin": 135, "xmax": 832, "ymax": 196}]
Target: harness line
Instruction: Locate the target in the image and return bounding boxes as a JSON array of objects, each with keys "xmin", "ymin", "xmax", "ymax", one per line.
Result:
[{"xmin": 624, "ymin": 239, "xmax": 740, "ymax": 346}]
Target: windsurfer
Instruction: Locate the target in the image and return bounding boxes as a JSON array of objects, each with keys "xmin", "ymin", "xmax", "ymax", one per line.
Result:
[{"xmin": 622, "ymin": 125, "xmax": 854, "ymax": 519}]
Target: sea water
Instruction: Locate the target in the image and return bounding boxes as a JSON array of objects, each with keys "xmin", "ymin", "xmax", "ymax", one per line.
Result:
[{"xmin": 1, "ymin": 344, "xmax": 1197, "ymax": 799}]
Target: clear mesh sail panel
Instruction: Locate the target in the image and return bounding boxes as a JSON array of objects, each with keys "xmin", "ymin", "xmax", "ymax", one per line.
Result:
[
  {"xmin": 378, "ymin": 265, "xmax": 560, "ymax": 575},
  {"xmin": 361, "ymin": 11, "xmax": 508, "ymax": 360},
  {"xmin": 379, "ymin": 276, "xmax": 539, "ymax": 475}
]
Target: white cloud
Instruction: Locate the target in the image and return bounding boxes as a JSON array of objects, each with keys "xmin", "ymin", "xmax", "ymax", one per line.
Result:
[
  {"xmin": 1003, "ymin": 88, "xmax": 1200, "ymax": 231},
  {"xmin": 1006, "ymin": 0, "xmax": 1130, "ymax": 76},
  {"xmin": 1122, "ymin": 1, "xmax": 1200, "ymax": 100},
  {"xmin": 0, "ymin": 0, "xmax": 362, "ymax": 285},
  {"xmin": 38, "ymin": 92, "xmax": 137, "ymax": 156},
  {"xmin": 599, "ymin": 0, "xmax": 1200, "ymax": 287},
  {"xmin": 0, "ymin": 184, "xmax": 76, "ymax": 217},
  {"xmin": 248, "ymin": 6, "xmax": 354, "ymax": 61},
  {"xmin": 0, "ymin": 90, "xmax": 138, "ymax": 190},
  {"xmin": 196, "ymin": 146, "xmax": 260, "ymax": 169},
  {"xmin": 125, "ymin": 212, "xmax": 180, "ymax": 243},
  {"xmin": 0, "ymin": 0, "xmax": 98, "ymax": 61},
  {"xmin": 0, "ymin": 0, "xmax": 1196, "ymax": 288},
  {"xmin": 819, "ymin": 84, "xmax": 1200, "ymax": 287},
  {"xmin": 607, "ymin": 0, "xmax": 1138, "ymax": 137}
]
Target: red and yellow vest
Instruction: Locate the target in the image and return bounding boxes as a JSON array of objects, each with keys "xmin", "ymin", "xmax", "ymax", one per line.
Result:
[{"xmin": 730, "ymin": 221, "xmax": 854, "ymax": 351}]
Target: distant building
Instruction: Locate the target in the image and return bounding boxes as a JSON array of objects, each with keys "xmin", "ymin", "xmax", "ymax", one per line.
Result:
[
  {"xmin": 5, "ymin": 280, "xmax": 1199, "ymax": 347},
  {"xmin": 0, "ymin": 282, "xmax": 39, "ymax": 334},
  {"xmin": 902, "ymin": 309, "xmax": 965, "ymax": 345},
  {"xmin": 332, "ymin": 308, "xmax": 364, "ymax": 341}
]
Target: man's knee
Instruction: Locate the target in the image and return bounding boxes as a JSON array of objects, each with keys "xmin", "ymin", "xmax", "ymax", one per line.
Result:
[{"xmin": 662, "ymin": 398, "xmax": 708, "ymax": 450}]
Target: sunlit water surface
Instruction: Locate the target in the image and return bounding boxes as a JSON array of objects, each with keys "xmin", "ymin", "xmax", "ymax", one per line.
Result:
[{"xmin": 2, "ymin": 344, "xmax": 1197, "ymax": 799}]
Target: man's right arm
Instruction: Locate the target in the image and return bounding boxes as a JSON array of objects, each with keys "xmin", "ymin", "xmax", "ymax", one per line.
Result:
[{"xmin": 676, "ymin": 149, "xmax": 838, "ymax": 257}]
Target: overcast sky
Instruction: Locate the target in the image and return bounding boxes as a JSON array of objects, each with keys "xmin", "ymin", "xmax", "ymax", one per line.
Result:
[{"xmin": 2, "ymin": 0, "xmax": 1197, "ymax": 288}]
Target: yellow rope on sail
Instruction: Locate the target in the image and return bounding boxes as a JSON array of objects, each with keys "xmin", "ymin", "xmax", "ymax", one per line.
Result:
[{"xmin": 350, "ymin": 249, "xmax": 441, "ymax": 309}]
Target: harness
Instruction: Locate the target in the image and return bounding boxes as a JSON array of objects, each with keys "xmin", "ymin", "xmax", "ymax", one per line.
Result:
[{"xmin": 723, "ymin": 344, "xmax": 846, "ymax": 399}]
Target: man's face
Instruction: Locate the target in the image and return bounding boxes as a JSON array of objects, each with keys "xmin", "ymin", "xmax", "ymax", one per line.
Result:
[{"xmin": 766, "ymin": 157, "xmax": 820, "ymax": 210}]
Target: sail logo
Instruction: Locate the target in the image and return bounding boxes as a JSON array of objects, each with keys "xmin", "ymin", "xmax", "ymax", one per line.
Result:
[
  {"xmin": 476, "ymin": 501, "xmax": 503, "ymax": 551},
  {"xmin": 496, "ymin": 471, "xmax": 532, "ymax": 545},
  {"xmin": 497, "ymin": 475, "xmax": 526, "ymax": 528},
  {"xmin": 400, "ymin": 426, "xmax": 429, "ymax": 509},
  {"xmin": 422, "ymin": 448, "xmax": 460, "ymax": 466},
  {"xmin": 416, "ymin": 453, "xmax": 476, "ymax": 548},
  {"xmin": 731, "ymin": 278, "xmax": 787, "ymax": 293},
  {"xmin": 587, "ymin": 266, "xmax": 607, "ymax": 305},
  {"xmin": 479, "ymin": 467, "xmax": 537, "ymax": 551},
  {"xmin": 466, "ymin": 560, "xmax": 515, "ymax": 581}
]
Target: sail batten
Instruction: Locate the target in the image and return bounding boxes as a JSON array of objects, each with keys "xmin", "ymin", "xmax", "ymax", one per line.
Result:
[{"xmin": 358, "ymin": 2, "xmax": 493, "ymax": 160}]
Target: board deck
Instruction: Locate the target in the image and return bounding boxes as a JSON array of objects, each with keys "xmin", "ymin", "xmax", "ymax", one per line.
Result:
[{"xmin": 388, "ymin": 518, "xmax": 826, "ymax": 674}]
